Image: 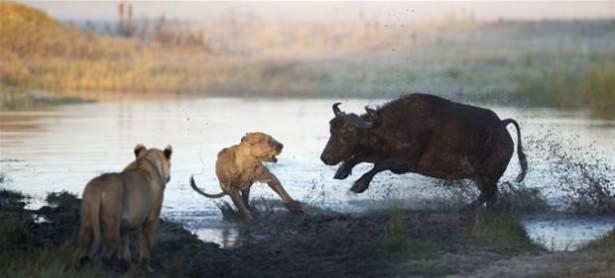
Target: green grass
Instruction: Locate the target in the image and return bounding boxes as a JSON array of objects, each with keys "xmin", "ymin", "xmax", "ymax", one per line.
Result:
[
  {"xmin": 0, "ymin": 188, "xmax": 27, "ymax": 201},
  {"xmin": 465, "ymin": 211, "xmax": 543, "ymax": 253},
  {"xmin": 0, "ymin": 85, "xmax": 88, "ymax": 111},
  {"xmin": 0, "ymin": 173, "xmax": 30, "ymax": 202},
  {"xmin": 0, "ymin": 173, "xmax": 28, "ymax": 201},
  {"xmin": 385, "ymin": 200, "xmax": 405, "ymax": 251},
  {"xmin": 0, "ymin": 189, "xmax": 156, "ymax": 277},
  {"xmin": 514, "ymin": 52, "xmax": 615, "ymax": 116},
  {"xmin": 580, "ymin": 228, "xmax": 615, "ymax": 252},
  {"xmin": 0, "ymin": 215, "xmax": 35, "ymax": 254}
]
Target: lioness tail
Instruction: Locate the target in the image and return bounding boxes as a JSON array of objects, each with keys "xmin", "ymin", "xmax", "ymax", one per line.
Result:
[{"xmin": 190, "ymin": 176, "xmax": 226, "ymax": 198}]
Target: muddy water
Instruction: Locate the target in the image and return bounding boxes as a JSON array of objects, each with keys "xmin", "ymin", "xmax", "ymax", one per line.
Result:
[{"xmin": 1, "ymin": 97, "xmax": 614, "ymax": 250}]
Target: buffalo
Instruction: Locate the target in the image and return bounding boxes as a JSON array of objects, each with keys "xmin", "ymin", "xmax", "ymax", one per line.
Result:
[{"xmin": 320, "ymin": 93, "xmax": 527, "ymax": 208}]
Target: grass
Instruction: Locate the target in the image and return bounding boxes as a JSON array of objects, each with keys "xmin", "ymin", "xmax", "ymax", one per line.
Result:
[
  {"xmin": 1, "ymin": 2, "xmax": 615, "ymax": 117},
  {"xmin": 514, "ymin": 52, "xmax": 615, "ymax": 116},
  {"xmin": 465, "ymin": 211, "xmax": 543, "ymax": 253},
  {"xmin": 0, "ymin": 188, "xmax": 155, "ymax": 277},
  {"xmin": 0, "ymin": 215, "xmax": 35, "ymax": 254},
  {"xmin": 581, "ymin": 228, "xmax": 615, "ymax": 252},
  {"xmin": 0, "ymin": 188, "xmax": 27, "ymax": 201},
  {"xmin": 0, "ymin": 173, "xmax": 29, "ymax": 201},
  {"xmin": 385, "ymin": 200, "xmax": 405, "ymax": 251},
  {"xmin": 46, "ymin": 190, "xmax": 79, "ymax": 205},
  {"xmin": 0, "ymin": 84, "xmax": 89, "ymax": 111}
]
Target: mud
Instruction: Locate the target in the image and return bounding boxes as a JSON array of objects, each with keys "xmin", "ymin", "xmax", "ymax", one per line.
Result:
[{"xmin": 1, "ymin": 193, "xmax": 614, "ymax": 277}]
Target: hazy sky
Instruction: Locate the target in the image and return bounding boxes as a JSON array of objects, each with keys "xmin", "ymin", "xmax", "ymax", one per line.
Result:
[{"xmin": 21, "ymin": 1, "xmax": 615, "ymax": 23}]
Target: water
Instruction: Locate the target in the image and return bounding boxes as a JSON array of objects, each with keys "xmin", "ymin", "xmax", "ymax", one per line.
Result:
[
  {"xmin": 1, "ymin": 97, "xmax": 614, "ymax": 249},
  {"xmin": 522, "ymin": 215, "xmax": 615, "ymax": 251}
]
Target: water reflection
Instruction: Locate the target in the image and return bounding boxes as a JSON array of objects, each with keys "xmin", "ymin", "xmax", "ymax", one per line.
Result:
[
  {"xmin": 193, "ymin": 226, "xmax": 240, "ymax": 248},
  {"xmin": 522, "ymin": 215, "xmax": 615, "ymax": 251}
]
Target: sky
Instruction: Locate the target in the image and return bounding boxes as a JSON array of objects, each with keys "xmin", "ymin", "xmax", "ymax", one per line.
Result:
[{"xmin": 20, "ymin": 1, "xmax": 615, "ymax": 23}]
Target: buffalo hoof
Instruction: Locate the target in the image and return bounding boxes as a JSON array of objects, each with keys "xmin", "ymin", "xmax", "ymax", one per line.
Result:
[
  {"xmin": 334, "ymin": 167, "xmax": 351, "ymax": 180},
  {"xmin": 350, "ymin": 179, "xmax": 370, "ymax": 193}
]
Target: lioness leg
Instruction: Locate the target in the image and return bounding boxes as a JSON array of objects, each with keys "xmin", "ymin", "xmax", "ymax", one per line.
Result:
[
  {"xmin": 118, "ymin": 234, "xmax": 131, "ymax": 270},
  {"xmin": 230, "ymin": 191, "xmax": 254, "ymax": 220},
  {"xmin": 101, "ymin": 226, "xmax": 121, "ymax": 267},
  {"xmin": 78, "ymin": 223, "xmax": 95, "ymax": 267},
  {"xmin": 241, "ymin": 188, "xmax": 256, "ymax": 215},
  {"xmin": 139, "ymin": 220, "xmax": 158, "ymax": 272},
  {"xmin": 255, "ymin": 165, "xmax": 302, "ymax": 214},
  {"xmin": 79, "ymin": 193, "xmax": 101, "ymax": 266}
]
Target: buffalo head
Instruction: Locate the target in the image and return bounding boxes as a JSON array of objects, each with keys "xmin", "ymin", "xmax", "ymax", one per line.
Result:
[{"xmin": 320, "ymin": 103, "xmax": 380, "ymax": 165}]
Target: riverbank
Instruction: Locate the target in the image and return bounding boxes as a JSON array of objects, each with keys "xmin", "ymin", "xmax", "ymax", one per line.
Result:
[
  {"xmin": 2, "ymin": 3, "xmax": 615, "ymax": 116},
  {"xmin": 1, "ymin": 188, "xmax": 614, "ymax": 277}
]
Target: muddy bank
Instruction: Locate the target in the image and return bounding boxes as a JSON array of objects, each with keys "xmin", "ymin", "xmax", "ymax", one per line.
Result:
[{"xmin": 1, "ymin": 192, "xmax": 614, "ymax": 277}]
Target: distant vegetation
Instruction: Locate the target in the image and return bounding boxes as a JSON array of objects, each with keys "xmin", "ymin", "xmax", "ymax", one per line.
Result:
[{"xmin": 1, "ymin": 2, "xmax": 614, "ymax": 115}]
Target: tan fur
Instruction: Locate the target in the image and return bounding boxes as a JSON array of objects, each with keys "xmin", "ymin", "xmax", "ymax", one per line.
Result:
[
  {"xmin": 191, "ymin": 132, "xmax": 301, "ymax": 220},
  {"xmin": 78, "ymin": 144, "xmax": 172, "ymax": 270}
]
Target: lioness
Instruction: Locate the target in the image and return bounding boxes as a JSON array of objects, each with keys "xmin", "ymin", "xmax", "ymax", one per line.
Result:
[
  {"xmin": 78, "ymin": 144, "xmax": 172, "ymax": 271},
  {"xmin": 190, "ymin": 132, "xmax": 302, "ymax": 220}
]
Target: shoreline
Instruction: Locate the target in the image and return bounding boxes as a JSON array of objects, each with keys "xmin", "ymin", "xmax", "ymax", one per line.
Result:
[{"xmin": 1, "ymin": 189, "xmax": 614, "ymax": 277}]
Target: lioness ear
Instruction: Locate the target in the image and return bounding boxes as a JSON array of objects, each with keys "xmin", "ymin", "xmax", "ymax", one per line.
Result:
[
  {"xmin": 164, "ymin": 145, "xmax": 173, "ymax": 160},
  {"xmin": 134, "ymin": 144, "xmax": 146, "ymax": 157}
]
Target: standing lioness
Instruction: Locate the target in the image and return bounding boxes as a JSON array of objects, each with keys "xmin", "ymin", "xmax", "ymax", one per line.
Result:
[
  {"xmin": 79, "ymin": 144, "xmax": 172, "ymax": 271},
  {"xmin": 191, "ymin": 132, "xmax": 302, "ymax": 220}
]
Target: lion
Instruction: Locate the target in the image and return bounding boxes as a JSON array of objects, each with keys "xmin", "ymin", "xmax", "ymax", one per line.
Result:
[
  {"xmin": 78, "ymin": 144, "xmax": 172, "ymax": 271},
  {"xmin": 190, "ymin": 132, "xmax": 302, "ymax": 220}
]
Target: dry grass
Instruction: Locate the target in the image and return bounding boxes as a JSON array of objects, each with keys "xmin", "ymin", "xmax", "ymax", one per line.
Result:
[{"xmin": 1, "ymin": 2, "xmax": 615, "ymax": 117}]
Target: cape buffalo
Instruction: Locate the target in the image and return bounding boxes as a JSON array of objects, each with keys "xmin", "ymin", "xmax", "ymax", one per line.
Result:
[{"xmin": 320, "ymin": 93, "xmax": 527, "ymax": 208}]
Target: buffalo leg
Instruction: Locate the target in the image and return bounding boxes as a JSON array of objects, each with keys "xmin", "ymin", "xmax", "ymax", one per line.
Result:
[
  {"xmin": 470, "ymin": 177, "xmax": 499, "ymax": 209},
  {"xmin": 351, "ymin": 159, "xmax": 403, "ymax": 193},
  {"xmin": 334, "ymin": 156, "xmax": 362, "ymax": 179}
]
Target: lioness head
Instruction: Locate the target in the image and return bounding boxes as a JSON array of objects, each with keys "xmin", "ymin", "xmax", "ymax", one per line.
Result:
[
  {"xmin": 134, "ymin": 144, "xmax": 173, "ymax": 183},
  {"xmin": 241, "ymin": 132, "xmax": 283, "ymax": 163}
]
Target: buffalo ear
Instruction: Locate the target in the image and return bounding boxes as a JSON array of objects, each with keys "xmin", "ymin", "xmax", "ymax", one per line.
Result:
[
  {"xmin": 134, "ymin": 144, "xmax": 146, "ymax": 157},
  {"xmin": 164, "ymin": 145, "xmax": 173, "ymax": 160}
]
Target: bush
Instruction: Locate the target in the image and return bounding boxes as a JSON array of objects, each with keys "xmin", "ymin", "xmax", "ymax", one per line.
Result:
[{"xmin": 46, "ymin": 190, "xmax": 79, "ymax": 205}]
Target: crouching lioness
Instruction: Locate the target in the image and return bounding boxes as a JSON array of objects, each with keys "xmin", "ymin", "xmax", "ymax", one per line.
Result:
[
  {"xmin": 78, "ymin": 144, "xmax": 172, "ymax": 271},
  {"xmin": 190, "ymin": 132, "xmax": 302, "ymax": 220}
]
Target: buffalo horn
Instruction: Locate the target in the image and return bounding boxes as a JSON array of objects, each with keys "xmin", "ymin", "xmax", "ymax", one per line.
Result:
[
  {"xmin": 332, "ymin": 102, "xmax": 343, "ymax": 116},
  {"xmin": 365, "ymin": 106, "xmax": 378, "ymax": 119}
]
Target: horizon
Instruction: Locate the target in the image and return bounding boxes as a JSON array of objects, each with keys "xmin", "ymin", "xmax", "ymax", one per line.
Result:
[{"xmin": 20, "ymin": 1, "xmax": 615, "ymax": 23}]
